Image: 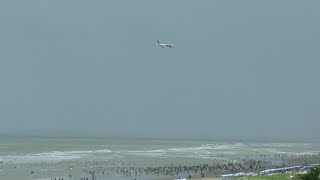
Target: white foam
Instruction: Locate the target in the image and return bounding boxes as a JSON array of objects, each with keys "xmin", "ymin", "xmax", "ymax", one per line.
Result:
[
  {"xmin": 126, "ymin": 152, "xmax": 165, "ymax": 157},
  {"xmin": 128, "ymin": 147, "xmax": 209, "ymax": 155},
  {"xmin": 0, "ymin": 149, "xmax": 113, "ymax": 163},
  {"xmin": 94, "ymin": 149, "xmax": 112, "ymax": 153},
  {"xmin": 123, "ymin": 143, "xmax": 247, "ymax": 159},
  {"xmin": 259, "ymin": 143, "xmax": 295, "ymax": 147},
  {"xmin": 296, "ymin": 152, "xmax": 320, "ymax": 156},
  {"xmin": 210, "ymin": 143, "xmax": 246, "ymax": 150},
  {"xmin": 125, "ymin": 144, "xmax": 239, "ymax": 158}
]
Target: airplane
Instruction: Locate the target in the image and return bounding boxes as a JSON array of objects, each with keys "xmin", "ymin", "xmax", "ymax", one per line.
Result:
[{"xmin": 157, "ymin": 40, "xmax": 175, "ymax": 48}]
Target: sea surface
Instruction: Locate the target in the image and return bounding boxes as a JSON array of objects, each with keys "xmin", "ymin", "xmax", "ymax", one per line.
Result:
[{"xmin": 0, "ymin": 136, "xmax": 319, "ymax": 180}]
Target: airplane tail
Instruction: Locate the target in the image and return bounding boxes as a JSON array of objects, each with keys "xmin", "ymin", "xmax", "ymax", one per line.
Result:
[{"xmin": 157, "ymin": 40, "xmax": 160, "ymax": 45}]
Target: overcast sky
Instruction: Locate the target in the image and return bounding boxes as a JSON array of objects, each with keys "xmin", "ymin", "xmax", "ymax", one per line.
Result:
[{"xmin": 0, "ymin": 1, "xmax": 319, "ymax": 140}]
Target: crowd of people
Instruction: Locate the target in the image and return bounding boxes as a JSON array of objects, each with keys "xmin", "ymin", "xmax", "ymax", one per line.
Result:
[
  {"xmin": 80, "ymin": 158, "xmax": 286, "ymax": 178},
  {"xmin": 76, "ymin": 153, "xmax": 320, "ymax": 179},
  {"xmin": 2, "ymin": 152, "xmax": 319, "ymax": 180}
]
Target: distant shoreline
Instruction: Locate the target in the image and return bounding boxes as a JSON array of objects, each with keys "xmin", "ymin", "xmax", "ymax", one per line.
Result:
[{"xmin": 1, "ymin": 136, "xmax": 320, "ymax": 180}]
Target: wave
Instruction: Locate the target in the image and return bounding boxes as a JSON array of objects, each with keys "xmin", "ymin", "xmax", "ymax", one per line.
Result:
[
  {"xmin": 255, "ymin": 143, "xmax": 296, "ymax": 147},
  {"xmin": 94, "ymin": 149, "xmax": 112, "ymax": 153},
  {"xmin": 124, "ymin": 143, "xmax": 246, "ymax": 158},
  {"xmin": 0, "ymin": 149, "xmax": 113, "ymax": 163},
  {"xmin": 205, "ymin": 143, "xmax": 246, "ymax": 150},
  {"xmin": 1, "ymin": 141, "xmax": 315, "ymax": 164}
]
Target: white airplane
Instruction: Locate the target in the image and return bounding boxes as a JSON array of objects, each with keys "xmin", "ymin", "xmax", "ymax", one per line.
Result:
[{"xmin": 157, "ymin": 40, "xmax": 175, "ymax": 48}]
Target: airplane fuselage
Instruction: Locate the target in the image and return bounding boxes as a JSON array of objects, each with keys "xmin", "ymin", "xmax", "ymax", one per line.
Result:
[{"xmin": 157, "ymin": 40, "xmax": 174, "ymax": 48}]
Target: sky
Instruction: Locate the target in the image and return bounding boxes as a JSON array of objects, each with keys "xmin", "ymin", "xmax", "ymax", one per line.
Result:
[{"xmin": 0, "ymin": 1, "xmax": 319, "ymax": 140}]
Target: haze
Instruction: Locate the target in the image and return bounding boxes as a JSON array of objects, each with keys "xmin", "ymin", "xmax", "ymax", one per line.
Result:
[{"xmin": 0, "ymin": 1, "xmax": 319, "ymax": 140}]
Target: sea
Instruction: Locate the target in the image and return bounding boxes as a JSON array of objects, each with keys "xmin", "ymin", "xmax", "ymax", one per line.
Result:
[{"xmin": 0, "ymin": 136, "xmax": 320, "ymax": 180}]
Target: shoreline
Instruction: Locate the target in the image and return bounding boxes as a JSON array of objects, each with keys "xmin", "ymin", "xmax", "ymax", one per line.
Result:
[
  {"xmin": 1, "ymin": 137, "xmax": 320, "ymax": 180},
  {"xmin": 1, "ymin": 157, "xmax": 319, "ymax": 180}
]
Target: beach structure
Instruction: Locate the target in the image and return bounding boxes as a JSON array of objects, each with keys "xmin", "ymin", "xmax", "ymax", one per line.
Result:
[
  {"xmin": 259, "ymin": 165, "xmax": 304, "ymax": 175},
  {"xmin": 222, "ymin": 172, "xmax": 254, "ymax": 178},
  {"xmin": 174, "ymin": 177, "xmax": 187, "ymax": 180}
]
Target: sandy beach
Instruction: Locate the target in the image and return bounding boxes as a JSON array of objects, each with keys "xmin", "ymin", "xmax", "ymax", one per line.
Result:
[
  {"xmin": 1, "ymin": 137, "xmax": 320, "ymax": 180},
  {"xmin": 1, "ymin": 154, "xmax": 319, "ymax": 180}
]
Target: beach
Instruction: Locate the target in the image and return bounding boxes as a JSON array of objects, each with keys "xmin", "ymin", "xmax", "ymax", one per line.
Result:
[{"xmin": 1, "ymin": 136, "xmax": 320, "ymax": 180}]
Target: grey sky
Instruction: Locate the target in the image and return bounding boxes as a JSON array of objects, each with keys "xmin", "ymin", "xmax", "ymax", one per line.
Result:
[{"xmin": 0, "ymin": 1, "xmax": 319, "ymax": 140}]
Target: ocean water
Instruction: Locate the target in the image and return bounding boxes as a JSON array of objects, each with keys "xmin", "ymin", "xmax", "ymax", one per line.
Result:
[
  {"xmin": 0, "ymin": 136, "xmax": 319, "ymax": 180},
  {"xmin": 0, "ymin": 136, "xmax": 319, "ymax": 163}
]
